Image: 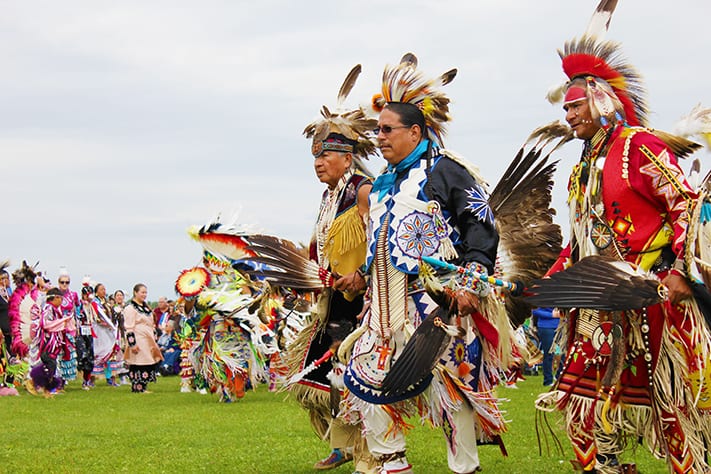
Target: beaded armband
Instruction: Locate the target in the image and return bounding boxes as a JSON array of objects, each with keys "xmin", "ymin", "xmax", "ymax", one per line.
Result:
[
  {"xmin": 455, "ymin": 262, "xmax": 491, "ymax": 297},
  {"xmin": 318, "ymin": 267, "xmax": 334, "ymax": 287}
]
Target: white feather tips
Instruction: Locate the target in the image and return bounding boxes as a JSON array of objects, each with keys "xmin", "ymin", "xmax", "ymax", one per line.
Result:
[{"xmin": 673, "ymin": 104, "xmax": 711, "ymax": 149}]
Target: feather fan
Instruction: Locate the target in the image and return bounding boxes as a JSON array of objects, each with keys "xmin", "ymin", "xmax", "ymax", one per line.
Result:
[
  {"xmin": 379, "ymin": 307, "xmax": 450, "ymax": 398},
  {"xmin": 188, "ymin": 223, "xmax": 256, "ymax": 262},
  {"xmin": 525, "ymin": 255, "xmax": 665, "ymax": 310},
  {"xmin": 243, "ymin": 234, "xmax": 325, "ymax": 290},
  {"xmin": 379, "ymin": 262, "xmax": 460, "ymax": 397}
]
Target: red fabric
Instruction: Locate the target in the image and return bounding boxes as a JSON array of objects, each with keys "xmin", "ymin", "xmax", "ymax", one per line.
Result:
[
  {"xmin": 602, "ymin": 128, "xmax": 696, "ymax": 262},
  {"xmin": 563, "ymin": 86, "xmax": 586, "ymax": 104},
  {"xmin": 471, "ymin": 311, "xmax": 499, "ymax": 349}
]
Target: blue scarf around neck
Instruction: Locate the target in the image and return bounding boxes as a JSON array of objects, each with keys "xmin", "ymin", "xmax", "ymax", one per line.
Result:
[{"xmin": 372, "ymin": 139, "xmax": 429, "ymax": 202}]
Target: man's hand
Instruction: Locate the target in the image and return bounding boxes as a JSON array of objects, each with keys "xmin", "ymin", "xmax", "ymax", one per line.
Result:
[
  {"xmin": 455, "ymin": 289, "xmax": 480, "ymax": 316},
  {"xmin": 662, "ymin": 272, "xmax": 692, "ymax": 306},
  {"xmin": 333, "ymin": 272, "xmax": 367, "ymax": 294}
]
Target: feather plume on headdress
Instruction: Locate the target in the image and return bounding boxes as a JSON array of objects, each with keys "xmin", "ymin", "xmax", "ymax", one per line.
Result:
[
  {"xmin": 303, "ymin": 64, "xmax": 378, "ymax": 177},
  {"xmin": 546, "ymin": 0, "xmax": 619, "ymax": 105},
  {"xmin": 372, "ymin": 53, "xmax": 456, "ymax": 147},
  {"xmin": 673, "ymin": 104, "xmax": 711, "ymax": 150}
]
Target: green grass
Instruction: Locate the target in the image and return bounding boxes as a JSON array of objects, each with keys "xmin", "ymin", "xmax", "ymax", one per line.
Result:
[{"xmin": 0, "ymin": 375, "xmax": 669, "ymax": 473}]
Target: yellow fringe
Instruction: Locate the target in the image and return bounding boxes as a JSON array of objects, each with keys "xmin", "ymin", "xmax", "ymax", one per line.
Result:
[
  {"xmin": 325, "ymin": 206, "xmax": 366, "ymax": 257},
  {"xmin": 600, "ymin": 395, "xmax": 613, "ymax": 434}
]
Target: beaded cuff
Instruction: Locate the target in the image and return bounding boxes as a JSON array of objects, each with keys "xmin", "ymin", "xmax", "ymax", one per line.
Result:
[{"xmin": 455, "ymin": 262, "xmax": 491, "ymax": 297}]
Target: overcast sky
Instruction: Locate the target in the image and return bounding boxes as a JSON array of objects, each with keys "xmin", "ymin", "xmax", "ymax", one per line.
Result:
[{"xmin": 3, "ymin": 0, "xmax": 710, "ymax": 299}]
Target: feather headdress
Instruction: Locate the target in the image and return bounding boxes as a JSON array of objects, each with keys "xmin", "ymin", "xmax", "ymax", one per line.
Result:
[
  {"xmin": 372, "ymin": 53, "xmax": 457, "ymax": 147},
  {"xmin": 11, "ymin": 261, "xmax": 37, "ymax": 287},
  {"xmin": 559, "ymin": 38, "xmax": 648, "ymax": 128},
  {"xmin": 546, "ymin": 0, "xmax": 648, "ymax": 127},
  {"xmin": 303, "ymin": 64, "xmax": 377, "ymax": 176}
]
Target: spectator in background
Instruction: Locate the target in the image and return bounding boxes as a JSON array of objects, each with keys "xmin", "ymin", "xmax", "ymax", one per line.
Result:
[
  {"xmin": 152, "ymin": 296, "xmax": 170, "ymax": 336},
  {"xmin": 113, "ymin": 290, "xmax": 126, "ymax": 339},
  {"xmin": 77, "ymin": 286, "xmax": 97, "ymax": 390},
  {"xmin": 113, "ymin": 290, "xmax": 129, "ymax": 385},
  {"xmin": 170, "ymin": 299, "xmax": 186, "ymax": 331},
  {"xmin": 92, "ymin": 283, "xmax": 122, "ymax": 387},
  {"xmin": 532, "ymin": 307, "xmax": 559, "ymax": 387},
  {"xmin": 124, "ymin": 284, "xmax": 162, "ymax": 393},
  {"xmin": 0, "ymin": 264, "xmax": 12, "ymax": 357},
  {"xmin": 157, "ymin": 320, "xmax": 180, "ymax": 375}
]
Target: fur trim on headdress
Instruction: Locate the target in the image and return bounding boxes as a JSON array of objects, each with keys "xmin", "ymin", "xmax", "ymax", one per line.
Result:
[
  {"xmin": 372, "ymin": 53, "xmax": 456, "ymax": 147},
  {"xmin": 303, "ymin": 64, "xmax": 378, "ymax": 177}
]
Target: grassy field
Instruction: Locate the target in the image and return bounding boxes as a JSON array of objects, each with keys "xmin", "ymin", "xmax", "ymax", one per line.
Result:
[{"xmin": 1, "ymin": 374, "xmax": 669, "ymax": 473}]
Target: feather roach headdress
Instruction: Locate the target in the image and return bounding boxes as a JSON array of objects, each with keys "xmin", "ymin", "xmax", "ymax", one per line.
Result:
[
  {"xmin": 372, "ymin": 53, "xmax": 457, "ymax": 147},
  {"xmin": 559, "ymin": 38, "xmax": 648, "ymax": 128},
  {"xmin": 11, "ymin": 261, "xmax": 37, "ymax": 287},
  {"xmin": 546, "ymin": 0, "xmax": 648, "ymax": 128},
  {"xmin": 303, "ymin": 64, "xmax": 378, "ymax": 175}
]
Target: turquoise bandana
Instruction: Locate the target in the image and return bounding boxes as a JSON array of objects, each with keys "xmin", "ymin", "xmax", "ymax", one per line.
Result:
[{"xmin": 372, "ymin": 139, "xmax": 429, "ymax": 202}]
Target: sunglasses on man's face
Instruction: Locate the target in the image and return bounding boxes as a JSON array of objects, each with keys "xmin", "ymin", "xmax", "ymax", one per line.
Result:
[
  {"xmin": 373, "ymin": 125, "xmax": 411, "ymax": 135},
  {"xmin": 59, "ymin": 280, "xmax": 70, "ymax": 284}
]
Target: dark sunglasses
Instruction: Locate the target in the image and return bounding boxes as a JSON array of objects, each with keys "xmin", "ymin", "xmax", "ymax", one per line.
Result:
[
  {"xmin": 373, "ymin": 125, "xmax": 411, "ymax": 135},
  {"xmin": 59, "ymin": 280, "xmax": 70, "ymax": 284}
]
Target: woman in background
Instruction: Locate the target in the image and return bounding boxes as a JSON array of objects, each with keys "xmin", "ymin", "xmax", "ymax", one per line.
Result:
[
  {"xmin": 92, "ymin": 283, "xmax": 122, "ymax": 386},
  {"xmin": 123, "ymin": 284, "xmax": 162, "ymax": 393}
]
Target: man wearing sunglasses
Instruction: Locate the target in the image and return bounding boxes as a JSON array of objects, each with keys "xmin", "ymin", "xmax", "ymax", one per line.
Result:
[{"xmin": 336, "ymin": 56, "xmax": 502, "ymax": 474}]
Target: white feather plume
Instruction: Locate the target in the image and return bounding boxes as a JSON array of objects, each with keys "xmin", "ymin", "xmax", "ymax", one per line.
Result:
[{"xmin": 673, "ymin": 104, "xmax": 711, "ymax": 149}]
